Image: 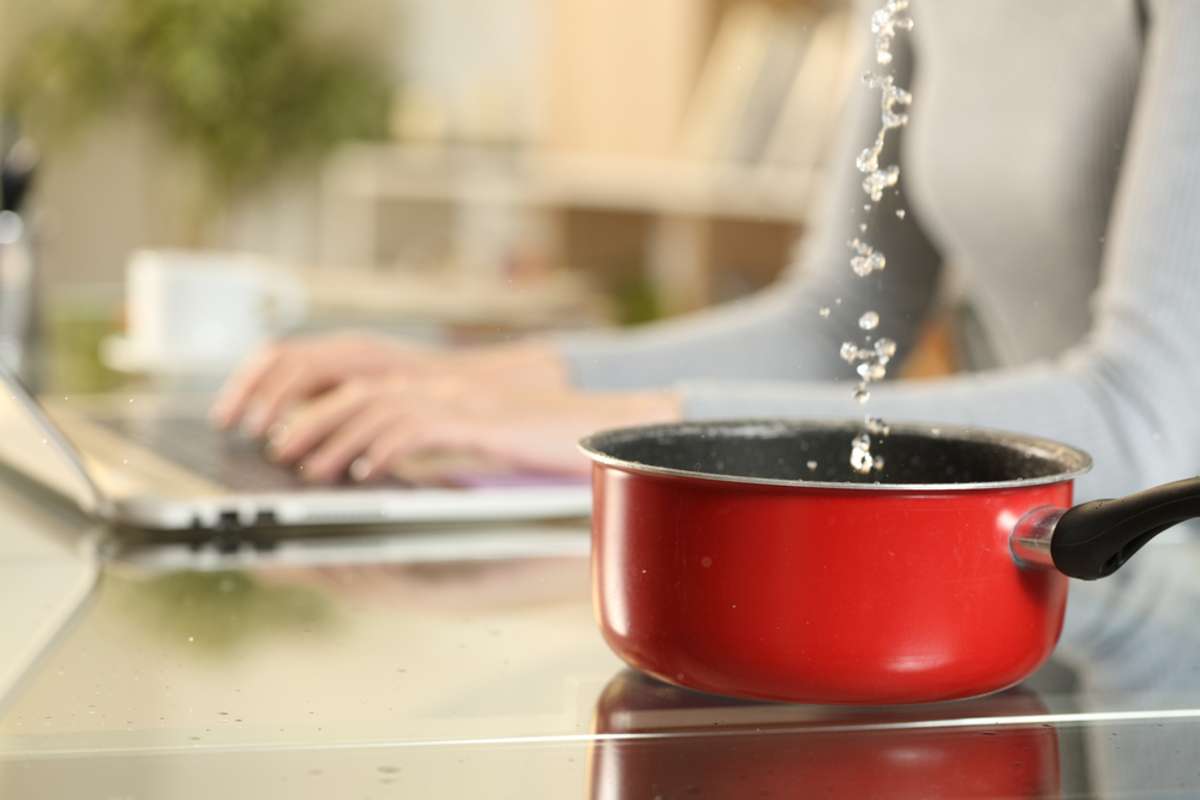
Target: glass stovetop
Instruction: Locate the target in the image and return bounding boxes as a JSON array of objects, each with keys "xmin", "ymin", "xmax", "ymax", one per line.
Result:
[{"xmin": 3, "ymin": 472, "xmax": 1200, "ymax": 797}]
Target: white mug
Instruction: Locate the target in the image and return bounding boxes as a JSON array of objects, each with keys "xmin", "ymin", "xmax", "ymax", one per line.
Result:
[{"xmin": 124, "ymin": 249, "xmax": 306, "ymax": 370}]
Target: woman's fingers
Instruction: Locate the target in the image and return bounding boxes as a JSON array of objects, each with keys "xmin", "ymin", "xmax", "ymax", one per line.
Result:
[
  {"xmin": 210, "ymin": 334, "xmax": 402, "ymax": 434},
  {"xmin": 209, "ymin": 343, "xmax": 288, "ymax": 429},
  {"xmin": 211, "ymin": 343, "xmax": 339, "ymax": 435},
  {"xmin": 267, "ymin": 380, "xmax": 377, "ymax": 465},
  {"xmin": 245, "ymin": 362, "xmax": 338, "ymax": 438},
  {"xmin": 357, "ymin": 423, "xmax": 483, "ymax": 484},
  {"xmin": 227, "ymin": 358, "xmax": 680, "ymax": 486},
  {"xmin": 351, "ymin": 402, "xmax": 594, "ymax": 483},
  {"xmin": 299, "ymin": 404, "xmax": 408, "ymax": 483}
]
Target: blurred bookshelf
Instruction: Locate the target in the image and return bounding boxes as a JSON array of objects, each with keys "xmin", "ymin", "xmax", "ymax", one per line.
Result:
[
  {"xmin": 1, "ymin": 0, "xmax": 862, "ymax": 390},
  {"xmin": 316, "ymin": 0, "xmax": 856, "ymax": 321}
]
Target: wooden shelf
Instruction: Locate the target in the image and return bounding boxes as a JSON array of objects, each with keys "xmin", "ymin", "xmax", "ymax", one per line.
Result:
[
  {"xmin": 323, "ymin": 144, "xmax": 820, "ymax": 223},
  {"xmin": 318, "ymin": 144, "xmax": 820, "ymax": 314}
]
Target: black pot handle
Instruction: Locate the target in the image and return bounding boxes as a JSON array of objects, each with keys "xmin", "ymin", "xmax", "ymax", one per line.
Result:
[{"xmin": 1051, "ymin": 476, "xmax": 1200, "ymax": 580}]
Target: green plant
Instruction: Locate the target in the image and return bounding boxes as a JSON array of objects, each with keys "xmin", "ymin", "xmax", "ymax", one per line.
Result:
[
  {"xmin": 612, "ymin": 270, "xmax": 664, "ymax": 326},
  {"xmin": 3, "ymin": 0, "xmax": 392, "ymax": 238}
]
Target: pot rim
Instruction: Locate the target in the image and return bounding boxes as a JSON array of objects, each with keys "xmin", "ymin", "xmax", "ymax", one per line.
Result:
[{"xmin": 578, "ymin": 418, "xmax": 1093, "ymax": 492}]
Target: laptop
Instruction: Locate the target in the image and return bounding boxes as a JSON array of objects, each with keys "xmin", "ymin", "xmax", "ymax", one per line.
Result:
[{"xmin": 0, "ymin": 364, "xmax": 592, "ymax": 533}]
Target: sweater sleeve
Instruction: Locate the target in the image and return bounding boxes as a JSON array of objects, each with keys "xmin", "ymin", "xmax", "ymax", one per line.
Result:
[
  {"xmin": 681, "ymin": 0, "xmax": 1200, "ymax": 505},
  {"xmin": 556, "ymin": 15, "xmax": 944, "ymax": 391}
]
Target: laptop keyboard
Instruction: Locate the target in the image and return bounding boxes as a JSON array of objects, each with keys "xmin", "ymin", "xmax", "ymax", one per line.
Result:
[{"xmin": 92, "ymin": 415, "xmax": 330, "ymax": 492}]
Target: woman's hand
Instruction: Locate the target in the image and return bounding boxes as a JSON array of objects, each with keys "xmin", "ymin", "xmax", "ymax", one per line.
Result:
[
  {"xmin": 264, "ymin": 377, "xmax": 680, "ymax": 484},
  {"xmin": 209, "ymin": 332, "xmax": 567, "ymax": 437}
]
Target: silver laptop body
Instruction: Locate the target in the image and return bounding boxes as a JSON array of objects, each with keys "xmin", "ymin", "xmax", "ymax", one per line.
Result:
[{"xmin": 0, "ymin": 365, "xmax": 591, "ymax": 532}]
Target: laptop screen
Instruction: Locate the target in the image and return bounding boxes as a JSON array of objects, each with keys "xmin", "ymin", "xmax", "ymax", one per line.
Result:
[{"xmin": 0, "ymin": 364, "xmax": 106, "ymax": 515}]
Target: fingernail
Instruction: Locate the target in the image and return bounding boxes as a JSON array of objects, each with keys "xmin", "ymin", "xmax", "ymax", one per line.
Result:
[
  {"xmin": 350, "ymin": 457, "xmax": 373, "ymax": 483},
  {"xmin": 266, "ymin": 424, "xmax": 290, "ymax": 458},
  {"xmin": 210, "ymin": 399, "xmax": 235, "ymax": 428},
  {"xmin": 243, "ymin": 406, "xmax": 268, "ymax": 437}
]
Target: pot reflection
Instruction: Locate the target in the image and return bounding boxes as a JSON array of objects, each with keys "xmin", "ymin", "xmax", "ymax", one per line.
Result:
[{"xmin": 589, "ymin": 670, "xmax": 1061, "ymax": 799}]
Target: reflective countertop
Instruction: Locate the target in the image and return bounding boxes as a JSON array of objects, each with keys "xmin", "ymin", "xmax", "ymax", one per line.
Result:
[{"xmin": 2, "ymin": 472, "xmax": 1200, "ymax": 798}]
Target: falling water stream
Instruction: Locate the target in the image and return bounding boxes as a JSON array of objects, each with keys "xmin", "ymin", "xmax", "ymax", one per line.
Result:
[{"xmin": 841, "ymin": 0, "xmax": 914, "ymax": 475}]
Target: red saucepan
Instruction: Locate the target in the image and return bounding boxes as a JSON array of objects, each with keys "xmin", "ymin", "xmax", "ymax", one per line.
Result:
[{"xmin": 579, "ymin": 419, "xmax": 1200, "ymax": 704}]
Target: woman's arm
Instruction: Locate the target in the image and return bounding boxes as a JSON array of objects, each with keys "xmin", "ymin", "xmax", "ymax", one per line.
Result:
[{"xmin": 558, "ymin": 22, "xmax": 943, "ymax": 391}]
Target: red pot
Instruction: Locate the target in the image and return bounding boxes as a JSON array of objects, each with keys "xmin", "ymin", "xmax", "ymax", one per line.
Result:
[
  {"xmin": 589, "ymin": 670, "xmax": 1061, "ymax": 799},
  {"xmin": 580, "ymin": 420, "xmax": 1200, "ymax": 704}
]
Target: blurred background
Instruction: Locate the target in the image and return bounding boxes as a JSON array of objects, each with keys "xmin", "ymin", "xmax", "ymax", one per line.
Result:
[{"xmin": 0, "ymin": 0, "xmax": 912, "ymax": 396}]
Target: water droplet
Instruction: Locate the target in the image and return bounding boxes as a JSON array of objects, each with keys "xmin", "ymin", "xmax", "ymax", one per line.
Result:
[
  {"xmin": 862, "ymin": 165, "xmax": 900, "ymax": 203},
  {"xmin": 856, "ymin": 147, "xmax": 879, "ymax": 173},
  {"xmin": 871, "ymin": 1, "xmax": 913, "ymax": 67},
  {"xmin": 866, "ymin": 416, "xmax": 890, "ymax": 435},
  {"xmin": 859, "ymin": 311, "xmax": 880, "ymax": 331},
  {"xmin": 853, "ymin": 253, "xmax": 886, "ymax": 276},
  {"xmin": 857, "ymin": 362, "xmax": 886, "ymax": 381},
  {"xmin": 835, "ymin": 297, "xmax": 843, "ymax": 305},
  {"xmin": 849, "ymin": 239, "xmax": 886, "ymax": 276},
  {"xmin": 895, "ymin": 209, "xmax": 906, "ymax": 219},
  {"xmin": 875, "ymin": 337, "xmax": 897, "ymax": 358},
  {"xmin": 818, "ymin": 306, "xmax": 831, "ymax": 318},
  {"xmin": 854, "ymin": 384, "xmax": 871, "ymax": 404},
  {"xmin": 187, "ymin": 636, "xmax": 195, "ymax": 643},
  {"xmin": 806, "ymin": 460, "xmax": 818, "ymax": 470},
  {"xmin": 840, "ymin": 342, "xmax": 860, "ymax": 362},
  {"xmin": 850, "ymin": 433, "xmax": 874, "ymax": 474},
  {"xmin": 859, "ymin": 223, "xmax": 868, "ymax": 233}
]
